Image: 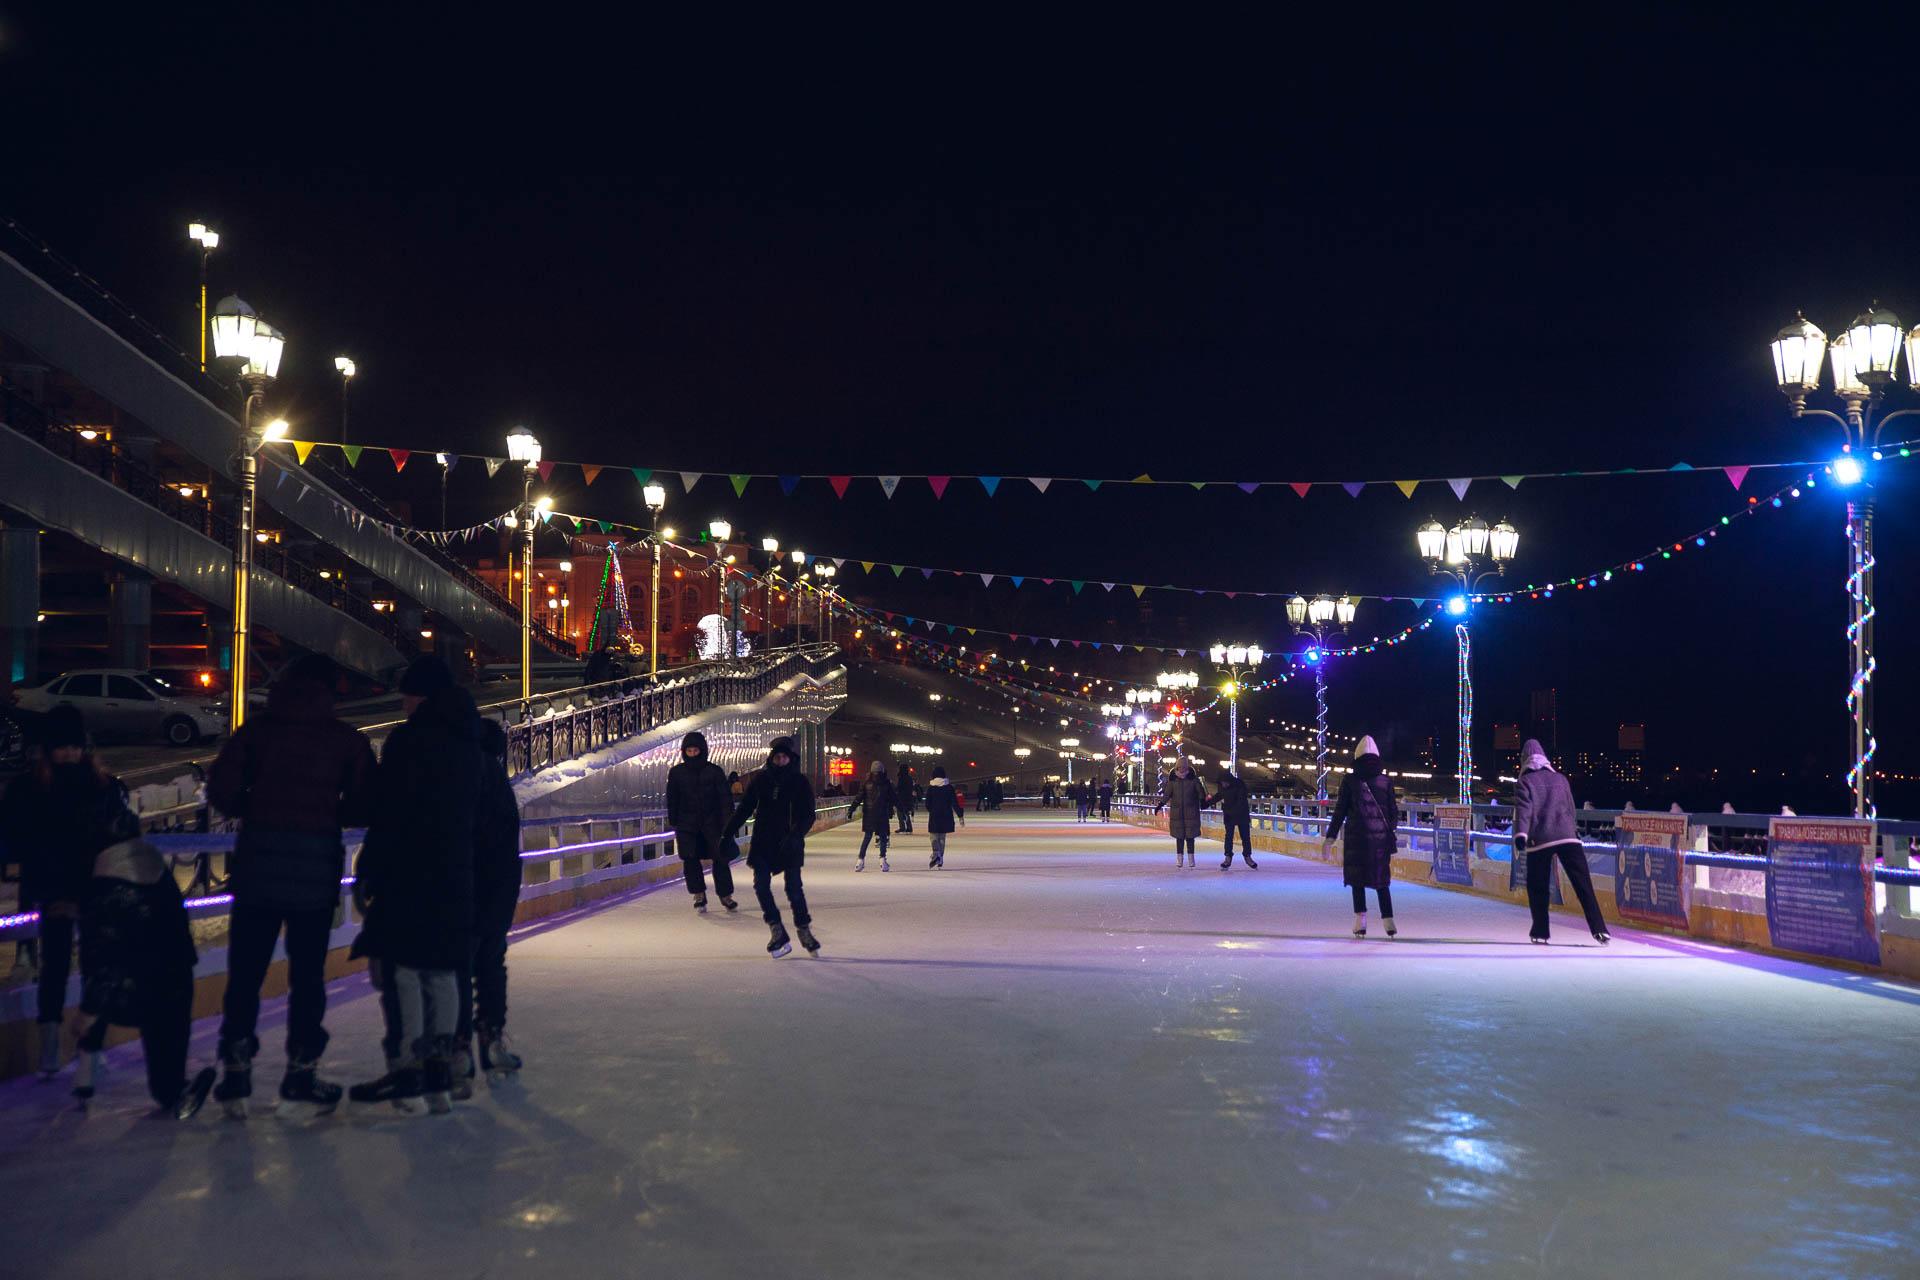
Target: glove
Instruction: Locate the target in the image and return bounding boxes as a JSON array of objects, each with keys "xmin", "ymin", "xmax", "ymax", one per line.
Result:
[
  {"xmin": 1513, "ymin": 834, "xmax": 1528, "ymax": 855},
  {"xmin": 1320, "ymin": 840, "xmax": 1333, "ymax": 859},
  {"xmin": 351, "ymin": 880, "xmax": 371, "ymax": 916}
]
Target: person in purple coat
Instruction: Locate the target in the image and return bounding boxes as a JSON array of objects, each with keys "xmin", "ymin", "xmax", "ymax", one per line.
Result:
[
  {"xmin": 1323, "ymin": 736, "xmax": 1399, "ymax": 938},
  {"xmin": 1513, "ymin": 739, "xmax": 1610, "ymax": 945}
]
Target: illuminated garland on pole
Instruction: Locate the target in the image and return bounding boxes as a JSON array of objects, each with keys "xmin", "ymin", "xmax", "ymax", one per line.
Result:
[{"xmin": 1456, "ymin": 622, "xmax": 1473, "ymax": 806}]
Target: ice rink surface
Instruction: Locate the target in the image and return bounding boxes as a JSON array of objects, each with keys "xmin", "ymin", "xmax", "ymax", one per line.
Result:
[{"xmin": 3, "ymin": 812, "xmax": 1917, "ymax": 1280}]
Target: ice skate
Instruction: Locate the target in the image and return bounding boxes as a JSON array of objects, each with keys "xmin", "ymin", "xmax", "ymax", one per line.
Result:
[
  {"xmin": 767, "ymin": 923, "xmax": 793, "ymax": 959},
  {"xmin": 71, "ymin": 1049, "xmax": 103, "ymax": 1103},
  {"xmin": 1593, "ymin": 931, "xmax": 1611, "ymax": 945},
  {"xmin": 1220, "ymin": 856, "xmax": 1233, "ymax": 869},
  {"xmin": 797, "ymin": 925, "xmax": 821, "ymax": 955},
  {"xmin": 449, "ymin": 1044, "xmax": 475, "ymax": 1101},
  {"xmin": 1383, "ymin": 918, "xmax": 1398, "ymax": 938},
  {"xmin": 278, "ymin": 1059, "xmax": 343, "ymax": 1117},
  {"xmin": 214, "ymin": 1038, "xmax": 256, "ymax": 1120},
  {"xmin": 855, "ymin": 857, "xmax": 865, "ymax": 872},
  {"xmin": 930, "ymin": 854, "xmax": 939, "ymax": 868},
  {"xmin": 1352, "ymin": 914, "xmax": 1367, "ymax": 938},
  {"xmin": 349, "ymin": 1062, "xmax": 424, "ymax": 1114},
  {"xmin": 36, "ymin": 1022, "xmax": 60, "ymax": 1079},
  {"xmin": 721, "ymin": 896, "xmax": 738, "ymax": 912},
  {"xmin": 422, "ymin": 1039, "xmax": 455, "ymax": 1115},
  {"xmin": 693, "ymin": 893, "xmax": 709, "ymax": 913},
  {"xmin": 1243, "ymin": 856, "xmax": 1258, "ymax": 869},
  {"xmin": 1530, "ymin": 934, "xmax": 1550, "ymax": 945},
  {"xmin": 480, "ymin": 1031, "xmax": 523, "ymax": 1082},
  {"xmin": 173, "ymin": 1067, "xmax": 217, "ymax": 1120},
  {"xmin": 880, "ymin": 856, "xmax": 891, "ymax": 872}
]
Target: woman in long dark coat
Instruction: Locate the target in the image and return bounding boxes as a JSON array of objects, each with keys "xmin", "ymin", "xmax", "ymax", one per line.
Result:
[
  {"xmin": 1156, "ymin": 757, "xmax": 1208, "ymax": 868},
  {"xmin": 725, "ymin": 737, "xmax": 819, "ymax": 957},
  {"xmin": 847, "ymin": 761, "xmax": 895, "ymax": 871},
  {"xmin": 1324, "ymin": 735, "xmax": 1399, "ymax": 937},
  {"xmin": 923, "ymin": 765, "xmax": 957, "ymax": 868}
]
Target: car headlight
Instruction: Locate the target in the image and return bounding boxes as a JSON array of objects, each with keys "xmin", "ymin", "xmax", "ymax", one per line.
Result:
[{"xmin": 202, "ymin": 704, "xmax": 228, "ymax": 716}]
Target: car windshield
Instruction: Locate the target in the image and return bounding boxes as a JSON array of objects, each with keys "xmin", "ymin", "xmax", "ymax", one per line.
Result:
[{"xmin": 138, "ymin": 673, "xmax": 174, "ymax": 695}]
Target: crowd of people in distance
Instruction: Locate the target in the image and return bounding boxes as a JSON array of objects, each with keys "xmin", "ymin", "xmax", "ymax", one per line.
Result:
[{"xmin": 2, "ymin": 654, "xmax": 527, "ymax": 1118}]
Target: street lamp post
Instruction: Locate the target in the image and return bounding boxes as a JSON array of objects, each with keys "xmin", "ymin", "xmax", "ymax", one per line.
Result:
[
  {"xmin": 1206, "ymin": 645, "xmax": 1264, "ymax": 776},
  {"xmin": 760, "ymin": 536, "xmax": 780, "ymax": 652},
  {"xmin": 814, "ymin": 563, "xmax": 838, "ymax": 645},
  {"xmin": 1768, "ymin": 307, "xmax": 1920, "ymax": 818},
  {"xmin": 333, "ymin": 356, "xmax": 355, "ymax": 445},
  {"xmin": 434, "ymin": 450, "xmax": 451, "ymax": 527},
  {"xmin": 208, "ymin": 295, "xmax": 285, "ymax": 730},
  {"xmin": 644, "ymin": 483, "xmax": 667, "ymax": 679},
  {"xmin": 789, "ymin": 549, "xmax": 807, "ymax": 643},
  {"xmin": 1287, "ymin": 595, "xmax": 1358, "ymax": 800},
  {"xmin": 506, "ymin": 426, "xmax": 543, "ymax": 710},
  {"xmin": 707, "ymin": 520, "xmax": 733, "ymax": 660},
  {"xmin": 1416, "ymin": 515, "xmax": 1518, "ymax": 804},
  {"xmin": 187, "ymin": 224, "xmax": 218, "ymax": 371}
]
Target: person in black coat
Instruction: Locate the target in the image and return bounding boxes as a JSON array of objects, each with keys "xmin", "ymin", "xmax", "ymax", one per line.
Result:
[
  {"xmin": 724, "ymin": 737, "xmax": 818, "ymax": 957},
  {"xmin": 455, "ymin": 717, "xmax": 525, "ymax": 1087},
  {"xmin": 923, "ymin": 765, "xmax": 958, "ymax": 868},
  {"xmin": 1208, "ymin": 770, "xmax": 1257, "ymax": 869},
  {"xmin": 894, "ymin": 762, "xmax": 916, "ymax": 832},
  {"xmin": 667, "ymin": 730, "xmax": 737, "ymax": 912},
  {"xmin": 1097, "ymin": 780, "xmax": 1114, "ymax": 821},
  {"xmin": 847, "ymin": 760, "xmax": 895, "ymax": 871},
  {"xmin": 1323, "ymin": 736, "xmax": 1399, "ymax": 937},
  {"xmin": 350, "ymin": 658, "xmax": 486, "ymax": 1112}
]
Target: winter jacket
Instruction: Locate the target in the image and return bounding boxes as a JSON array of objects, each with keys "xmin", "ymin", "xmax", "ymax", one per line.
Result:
[
  {"xmin": 1097, "ymin": 783, "xmax": 1113, "ymax": 806},
  {"xmin": 473, "ymin": 719, "xmax": 523, "ymax": 938},
  {"xmin": 1210, "ymin": 773, "xmax": 1250, "ymax": 820},
  {"xmin": 895, "ymin": 767, "xmax": 916, "ymax": 813},
  {"xmin": 1, "ymin": 763, "xmax": 140, "ymax": 909},
  {"xmin": 1326, "ymin": 755, "xmax": 1398, "ymax": 889},
  {"xmin": 81, "ymin": 858, "xmax": 196, "ymax": 1028},
  {"xmin": 924, "ymin": 778, "xmax": 958, "ymax": 834},
  {"xmin": 1513, "ymin": 744, "xmax": 1578, "ymax": 851},
  {"xmin": 667, "ymin": 731, "xmax": 736, "ymax": 860},
  {"xmin": 726, "ymin": 739, "xmax": 816, "ymax": 873},
  {"xmin": 207, "ymin": 672, "xmax": 377, "ymax": 912},
  {"xmin": 353, "ymin": 687, "xmax": 485, "ymax": 970},
  {"xmin": 1158, "ymin": 769, "xmax": 1208, "ymax": 839},
  {"xmin": 849, "ymin": 773, "xmax": 896, "ymax": 834}
]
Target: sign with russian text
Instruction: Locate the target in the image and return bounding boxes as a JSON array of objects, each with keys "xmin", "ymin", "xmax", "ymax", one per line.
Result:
[
  {"xmin": 1765, "ymin": 818, "xmax": 1880, "ymax": 967},
  {"xmin": 1615, "ymin": 813, "xmax": 1690, "ymax": 928},
  {"xmin": 1433, "ymin": 804, "xmax": 1473, "ymax": 886}
]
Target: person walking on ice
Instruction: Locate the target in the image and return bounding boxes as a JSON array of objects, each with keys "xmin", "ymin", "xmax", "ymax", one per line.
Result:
[
  {"xmin": 1156, "ymin": 755, "xmax": 1207, "ymax": 868},
  {"xmin": 667, "ymin": 731, "xmax": 737, "ymax": 914},
  {"xmin": 725, "ymin": 737, "xmax": 819, "ymax": 957},
  {"xmin": 1323, "ymin": 736, "xmax": 1398, "ymax": 937},
  {"xmin": 848, "ymin": 760, "xmax": 895, "ymax": 871},
  {"xmin": 923, "ymin": 765, "xmax": 958, "ymax": 867},
  {"xmin": 1514, "ymin": 738, "xmax": 1611, "ymax": 945},
  {"xmin": 1209, "ymin": 767, "xmax": 1257, "ymax": 869}
]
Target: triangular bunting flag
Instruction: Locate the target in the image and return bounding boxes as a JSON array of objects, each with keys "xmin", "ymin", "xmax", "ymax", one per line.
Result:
[
  {"xmin": 1132, "ymin": 473, "xmax": 1153, "ymax": 484},
  {"xmin": 598, "ymin": 520, "xmax": 612, "ymax": 533},
  {"xmin": 1029, "ymin": 478, "xmax": 1052, "ymax": 493},
  {"xmin": 1188, "ymin": 481, "xmax": 1205, "ymax": 491},
  {"xmin": 342, "ymin": 445, "xmax": 364, "ymax": 467},
  {"xmin": 1502, "ymin": 475, "xmax": 1523, "ymax": 489},
  {"xmin": 1101, "ymin": 582, "xmax": 1114, "ymax": 591},
  {"xmin": 1049, "ymin": 638, "xmax": 1060, "ymax": 647},
  {"xmin": 1670, "ymin": 462, "xmax": 1695, "ymax": 471},
  {"xmin": 979, "ymin": 476, "xmax": 1001, "ymax": 496},
  {"xmin": 1071, "ymin": 581, "xmax": 1084, "ymax": 593},
  {"xmin": 779, "ymin": 475, "xmax": 800, "ymax": 496},
  {"xmin": 274, "ymin": 468, "xmax": 288, "ymax": 490},
  {"xmin": 581, "ymin": 465, "xmax": 602, "ymax": 486},
  {"xmin": 920, "ymin": 568, "xmax": 934, "ymax": 579},
  {"xmin": 537, "ymin": 460, "xmax": 555, "ymax": 481},
  {"xmin": 1342, "ymin": 482, "xmax": 1365, "ymax": 497},
  {"xmin": 980, "ymin": 574, "xmax": 995, "ymax": 587},
  {"xmin": 1083, "ymin": 479, "xmax": 1102, "ymax": 491},
  {"xmin": 1289, "ymin": 482, "xmax": 1311, "ymax": 498},
  {"xmin": 1724, "ymin": 465, "xmax": 1749, "ymax": 489},
  {"xmin": 926, "ymin": 476, "xmax": 951, "ymax": 499},
  {"xmin": 828, "ymin": 476, "xmax": 851, "ymax": 499},
  {"xmin": 631, "ymin": 467, "xmax": 652, "ymax": 486},
  {"xmin": 1131, "ymin": 584, "xmax": 1146, "ymax": 597},
  {"xmin": 293, "ymin": 441, "xmax": 316, "ymax": 464},
  {"xmin": 861, "ymin": 562, "xmax": 875, "ymax": 573},
  {"xmin": 484, "ymin": 457, "xmax": 504, "ymax": 478},
  {"xmin": 443, "ymin": 454, "xmax": 459, "ymax": 473},
  {"xmin": 1236, "ymin": 482, "xmax": 1259, "ymax": 495},
  {"xmin": 1394, "ymin": 480, "xmax": 1418, "ymax": 498},
  {"xmin": 1446, "ymin": 477, "xmax": 1470, "ymax": 500},
  {"xmin": 679, "ymin": 471, "xmax": 703, "ymax": 492},
  {"xmin": 1010, "ymin": 577, "xmax": 1025, "ymax": 588},
  {"xmin": 879, "ymin": 476, "xmax": 901, "ymax": 499},
  {"xmin": 1041, "ymin": 579, "xmax": 1054, "ymax": 586},
  {"xmin": 832, "ymin": 558, "xmax": 846, "ymax": 568},
  {"xmin": 890, "ymin": 564, "xmax": 905, "ymax": 576},
  {"xmin": 730, "ymin": 474, "xmax": 750, "ymax": 497}
]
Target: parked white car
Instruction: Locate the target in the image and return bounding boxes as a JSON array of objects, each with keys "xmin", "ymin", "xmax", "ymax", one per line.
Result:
[{"xmin": 16, "ymin": 669, "xmax": 230, "ymax": 746}]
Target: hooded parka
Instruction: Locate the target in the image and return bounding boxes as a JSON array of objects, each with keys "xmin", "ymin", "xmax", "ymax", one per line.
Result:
[
  {"xmin": 1159, "ymin": 762, "xmax": 1208, "ymax": 839},
  {"xmin": 1326, "ymin": 741, "xmax": 1398, "ymax": 890},
  {"xmin": 667, "ymin": 731, "xmax": 735, "ymax": 861},
  {"xmin": 850, "ymin": 765, "xmax": 896, "ymax": 835},
  {"xmin": 727, "ymin": 737, "xmax": 816, "ymax": 873}
]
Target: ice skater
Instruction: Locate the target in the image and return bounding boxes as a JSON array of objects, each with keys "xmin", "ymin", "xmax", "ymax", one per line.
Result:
[
  {"xmin": 725, "ymin": 737, "xmax": 819, "ymax": 957},
  {"xmin": 1513, "ymin": 738, "xmax": 1611, "ymax": 945},
  {"xmin": 923, "ymin": 765, "xmax": 958, "ymax": 867},
  {"xmin": 895, "ymin": 762, "xmax": 916, "ymax": 833},
  {"xmin": 1156, "ymin": 755, "xmax": 1206, "ymax": 868},
  {"xmin": 848, "ymin": 760, "xmax": 895, "ymax": 871},
  {"xmin": 667, "ymin": 731, "xmax": 738, "ymax": 914},
  {"xmin": 1210, "ymin": 768, "xmax": 1256, "ymax": 869},
  {"xmin": 1323, "ymin": 736, "xmax": 1398, "ymax": 937},
  {"xmin": 1097, "ymin": 780, "xmax": 1114, "ymax": 821}
]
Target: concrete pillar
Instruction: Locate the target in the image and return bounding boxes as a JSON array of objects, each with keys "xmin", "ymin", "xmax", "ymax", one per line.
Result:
[
  {"xmin": 0, "ymin": 525, "xmax": 40, "ymax": 686},
  {"xmin": 107, "ymin": 571, "xmax": 153, "ymax": 671}
]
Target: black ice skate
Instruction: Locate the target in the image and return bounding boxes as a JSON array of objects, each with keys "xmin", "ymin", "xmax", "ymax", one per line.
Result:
[
  {"xmin": 173, "ymin": 1067, "xmax": 217, "ymax": 1121},
  {"xmin": 480, "ymin": 1031, "xmax": 523, "ymax": 1082},
  {"xmin": 797, "ymin": 926, "xmax": 820, "ymax": 955},
  {"xmin": 693, "ymin": 893, "xmax": 709, "ymax": 913},
  {"xmin": 213, "ymin": 1037, "xmax": 257, "ymax": 1120},
  {"xmin": 348, "ymin": 1062, "xmax": 424, "ymax": 1114},
  {"xmin": 422, "ymin": 1038, "xmax": 456, "ymax": 1115},
  {"xmin": 721, "ymin": 896, "xmax": 738, "ymax": 912},
  {"xmin": 767, "ymin": 923, "xmax": 793, "ymax": 958},
  {"xmin": 279, "ymin": 1059, "xmax": 343, "ymax": 1116}
]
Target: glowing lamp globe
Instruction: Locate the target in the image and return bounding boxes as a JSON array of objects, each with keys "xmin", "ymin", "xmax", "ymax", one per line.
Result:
[
  {"xmin": 1829, "ymin": 331, "xmax": 1869, "ymax": 398},
  {"xmin": 1286, "ymin": 594, "xmax": 1308, "ymax": 626},
  {"xmin": 1846, "ymin": 304, "xmax": 1903, "ymax": 382},
  {"xmin": 643, "ymin": 483, "xmax": 667, "ymax": 511},
  {"xmin": 1489, "ymin": 520, "xmax": 1519, "ymax": 563},
  {"xmin": 1307, "ymin": 595, "xmax": 1336, "ymax": 626},
  {"xmin": 505, "ymin": 425, "xmax": 542, "ymax": 466},
  {"xmin": 1335, "ymin": 596, "xmax": 1358, "ymax": 626},
  {"xmin": 1415, "ymin": 519, "xmax": 1447, "ymax": 562},
  {"xmin": 1460, "ymin": 515, "xmax": 1491, "ymax": 559},
  {"xmin": 1770, "ymin": 314, "xmax": 1826, "ymax": 392}
]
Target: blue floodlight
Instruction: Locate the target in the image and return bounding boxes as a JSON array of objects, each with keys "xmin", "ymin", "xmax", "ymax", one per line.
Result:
[
  {"xmin": 1445, "ymin": 595, "xmax": 1468, "ymax": 616},
  {"xmin": 1834, "ymin": 454, "xmax": 1865, "ymax": 486},
  {"xmin": 1304, "ymin": 647, "xmax": 1322, "ymax": 664}
]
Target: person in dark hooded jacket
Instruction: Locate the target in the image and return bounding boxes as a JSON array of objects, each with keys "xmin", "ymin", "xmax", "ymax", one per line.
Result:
[
  {"xmin": 206, "ymin": 653, "xmax": 377, "ymax": 1116},
  {"xmin": 1513, "ymin": 738, "xmax": 1610, "ymax": 945},
  {"xmin": 1324, "ymin": 736, "xmax": 1399, "ymax": 937},
  {"xmin": 1209, "ymin": 769, "xmax": 1257, "ymax": 869},
  {"xmin": 923, "ymin": 765, "xmax": 958, "ymax": 868},
  {"xmin": 894, "ymin": 762, "xmax": 916, "ymax": 833},
  {"xmin": 667, "ymin": 730, "xmax": 737, "ymax": 912},
  {"xmin": 724, "ymin": 737, "xmax": 818, "ymax": 957},
  {"xmin": 349, "ymin": 657, "xmax": 484, "ymax": 1113},
  {"xmin": 847, "ymin": 760, "xmax": 895, "ymax": 871}
]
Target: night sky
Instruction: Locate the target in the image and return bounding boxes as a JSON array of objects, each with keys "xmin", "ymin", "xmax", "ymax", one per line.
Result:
[{"xmin": 7, "ymin": 11, "xmax": 1919, "ymax": 809}]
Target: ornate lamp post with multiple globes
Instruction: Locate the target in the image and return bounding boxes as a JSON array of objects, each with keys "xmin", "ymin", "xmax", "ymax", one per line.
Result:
[
  {"xmin": 1768, "ymin": 306, "xmax": 1920, "ymax": 817},
  {"xmin": 1207, "ymin": 644, "xmax": 1264, "ymax": 775},
  {"xmin": 1286, "ymin": 594, "xmax": 1357, "ymax": 800},
  {"xmin": 1415, "ymin": 516, "xmax": 1517, "ymax": 804},
  {"xmin": 643, "ymin": 482, "xmax": 668, "ymax": 678},
  {"xmin": 505, "ymin": 426, "xmax": 544, "ymax": 709},
  {"xmin": 209, "ymin": 295, "xmax": 286, "ymax": 729}
]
